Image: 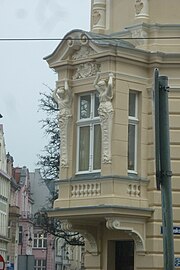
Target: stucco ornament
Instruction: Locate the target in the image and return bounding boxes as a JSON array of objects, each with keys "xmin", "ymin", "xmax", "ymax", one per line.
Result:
[
  {"xmin": 93, "ymin": 10, "xmax": 101, "ymax": 25},
  {"xmin": 73, "ymin": 62, "xmax": 101, "ymax": 79},
  {"xmin": 131, "ymin": 28, "xmax": 148, "ymax": 46},
  {"xmin": 94, "ymin": 72, "xmax": 114, "ymax": 163},
  {"xmin": 135, "ymin": 0, "xmax": 149, "ymax": 18},
  {"xmin": 106, "ymin": 217, "xmax": 121, "ymax": 230},
  {"xmin": 135, "ymin": 0, "xmax": 144, "ymax": 15},
  {"xmin": 53, "ymin": 80, "xmax": 72, "ymax": 167},
  {"xmin": 92, "ymin": 0, "xmax": 106, "ymax": 31},
  {"xmin": 60, "ymin": 221, "xmax": 98, "ymax": 255},
  {"xmin": 60, "ymin": 220, "xmax": 73, "ymax": 231},
  {"xmin": 83, "ymin": 232, "xmax": 98, "ymax": 255},
  {"xmin": 72, "ymin": 46, "xmax": 95, "ymax": 60}
]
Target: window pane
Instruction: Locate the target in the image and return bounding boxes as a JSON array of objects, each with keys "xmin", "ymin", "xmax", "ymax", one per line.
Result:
[
  {"xmin": 128, "ymin": 124, "xmax": 135, "ymax": 170},
  {"xmin": 43, "ymin": 239, "xmax": 47, "ymax": 248},
  {"xmin": 19, "ymin": 226, "xmax": 22, "ymax": 244},
  {"xmin": 80, "ymin": 95, "xmax": 91, "ymax": 119},
  {"xmin": 34, "ymin": 239, "xmax": 37, "ymax": 248},
  {"xmin": 93, "ymin": 124, "xmax": 101, "ymax": 170},
  {"xmin": 129, "ymin": 92, "xmax": 136, "ymax": 117},
  {"xmin": 79, "ymin": 126, "xmax": 90, "ymax": 171},
  {"xmin": 39, "ymin": 239, "xmax": 42, "ymax": 247},
  {"xmin": 94, "ymin": 92, "xmax": 99, "ymax": 117},
  {"xmin": 115, "ymin": 241, "xmax": 134, "ymax": 270}
]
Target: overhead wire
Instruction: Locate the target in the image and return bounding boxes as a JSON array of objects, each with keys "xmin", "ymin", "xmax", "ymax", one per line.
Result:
[{"xmin": 0, "ymin": 36, "xmax": 180, "ymax": 42}]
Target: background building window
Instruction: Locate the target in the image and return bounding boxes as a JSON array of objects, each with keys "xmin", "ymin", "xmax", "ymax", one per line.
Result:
[
  {"xmin": 19, "ymin": 226, "xmax": 23, "ymax": 244},
  {"xmin": 128, "ymin": 92, "xmax": 138, "ymax": 172},
  {"xmin": 77, "ymin": 92, "xmax": 101, "ymax": 173},
  {"xmin": 33, "ymin": 233, "xmax": 47, "ymax": 248},
  {"xmin": 34, "ymin": 259, "xmax": 46, "ymax": 270}
]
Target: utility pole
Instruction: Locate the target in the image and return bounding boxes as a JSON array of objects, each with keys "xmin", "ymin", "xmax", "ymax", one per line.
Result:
[{"xmin": 154, "ymin": 68, "xmax": 174, "ymax": 270}]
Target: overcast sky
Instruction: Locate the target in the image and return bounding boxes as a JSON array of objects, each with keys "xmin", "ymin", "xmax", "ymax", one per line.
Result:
[{"xmin": 0, "ymin": 0, "xmax": 91, "ymax": 171}]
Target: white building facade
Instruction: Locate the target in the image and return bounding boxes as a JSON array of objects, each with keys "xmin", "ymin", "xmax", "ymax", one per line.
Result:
[{"xmin": 0, "ymin": 125, "xmax": 10, "ymax": 262}]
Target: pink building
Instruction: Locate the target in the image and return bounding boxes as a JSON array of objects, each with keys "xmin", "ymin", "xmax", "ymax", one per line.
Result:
[
  {"xmin": 13, "ymin": 167, "xmax": 55, "ymax": 270},
  {"xmin": 13, "ymin": 167, "xmax": 34, "ymax": 262}
]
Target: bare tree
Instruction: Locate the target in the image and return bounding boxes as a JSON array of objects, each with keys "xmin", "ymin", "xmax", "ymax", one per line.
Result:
[
  {"xmin": 37, "ymin": 87, "xmax": 84, "ymax": 246},
  {"xmin": 34, "ymin": 211, "xmax": 84, "ymax": 246},
  {"xmin": 37, "ymin": 85, "xmax": 60, "ymax": 181}
]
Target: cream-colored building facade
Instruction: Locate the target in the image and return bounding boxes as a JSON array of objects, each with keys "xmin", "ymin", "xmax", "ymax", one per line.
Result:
[{"xmin": 45, "ymin": 1, "xmax": 180, "ymax": 269}]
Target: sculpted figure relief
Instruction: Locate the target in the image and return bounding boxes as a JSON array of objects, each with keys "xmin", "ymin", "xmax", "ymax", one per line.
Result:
[
  {"xmin": 53, "ymin": 80, "xmax": 72, "ymax": 118},
  {"xmin": 93, "ymin": 10, "xmax": 101, "ymax": 25},
  {"xmin": 135, "ymin": 0, "xmax": 144, "ymax": 15},
  {"xmin": 94, "ymin": 72, "xmax": 114, "ymax": 163},
  {"xmin": 53, "ymin": 80, "xmax": 72, "ymax": 167}
]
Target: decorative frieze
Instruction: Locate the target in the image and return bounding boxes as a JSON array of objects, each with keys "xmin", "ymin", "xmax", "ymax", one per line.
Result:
[
  {"xmin": 131, "ymin": 28, "xmax": 148, "ymax": 46},
  {"xmin": 73, "ymin": 62, "xmax": 101, "ymax": 79},
  {"xmin": 72, "ymin": 46, "xmax": 95, "ymax": 60},
  {"xmin": 71, "ymin": 183, "xmax": 101, "ymax": 198}
]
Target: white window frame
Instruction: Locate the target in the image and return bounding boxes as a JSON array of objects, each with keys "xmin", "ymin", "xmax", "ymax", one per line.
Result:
[
  {"xmin": 33, "ymin": 232, "xmax": 47, "ymax": 248},
  {"xmin": 76, "ymin": 92, "xmax": 101, "ymax": 174},
  {"xmin": 128, "ymin": 91, "xmax": 138, "ymax": 174},
  {"xmin": 34, "ymin": 259, "xmax": 46, "ymax": 270}
]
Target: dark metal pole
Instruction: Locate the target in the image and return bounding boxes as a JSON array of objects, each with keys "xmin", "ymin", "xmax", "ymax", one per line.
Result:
[
  {"xmin": 159, "ymin": 75, "xmax": 174, "ymax": 270},
  {"xmin": 154, "ymin": 68, "xmax": 161, "ymax": 190}
]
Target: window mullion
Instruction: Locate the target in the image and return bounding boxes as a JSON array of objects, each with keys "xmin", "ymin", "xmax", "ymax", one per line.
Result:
[{"xmin": 89, "ymin": 123, "xmax": 93, "ymax": 172}]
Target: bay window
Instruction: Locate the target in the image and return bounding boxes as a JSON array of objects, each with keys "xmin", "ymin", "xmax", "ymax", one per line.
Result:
[
  {"xmin": 77, "ymin": 92, "xmax": 101, "ymax": 173},
  {"xmin": 128, "ymin": 91, "xmax": 138, "ymax": 173}
]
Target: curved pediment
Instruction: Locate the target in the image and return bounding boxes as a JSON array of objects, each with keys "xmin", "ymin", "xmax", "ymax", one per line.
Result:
[
  {"xmin": 44, "ymin": 30, "xmax": 100, "ymax": 68},
  {"xmin": 44, "ymin": 29, "xmax": 135, "ymax": 68}
]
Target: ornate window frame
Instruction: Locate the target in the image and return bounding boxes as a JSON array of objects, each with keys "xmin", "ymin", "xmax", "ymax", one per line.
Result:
[{"xmin": 76, "ymin": 92, "xmax": 101, "ymax": 174}]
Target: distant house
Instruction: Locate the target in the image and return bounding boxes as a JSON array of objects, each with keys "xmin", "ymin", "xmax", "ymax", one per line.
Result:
[
  {"xmin": 13, "ymin": 166, "xmax": 34, "ymax": 259},
  {"xmin": 30, "ymin": 169, "xmax": 55, "ymax": 270}
]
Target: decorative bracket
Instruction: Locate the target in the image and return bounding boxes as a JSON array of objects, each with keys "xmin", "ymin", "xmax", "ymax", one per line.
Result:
[
  {"xmin": 106, "ymin": 217, "xmax": 145, "ymax": 253},
  {"xmin": 60, "ymin": 220, "xmax": 98, "ymax": 255}
]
